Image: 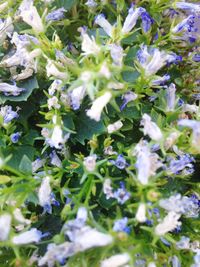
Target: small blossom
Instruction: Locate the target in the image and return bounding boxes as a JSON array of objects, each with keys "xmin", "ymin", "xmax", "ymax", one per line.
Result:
[
  {"xmin": 136, "ymin": 203, "xmax": 146, "ymax": 223},
  {"xmin": 85, "ymin": 0, "xmax": 97, "ymax": 8},
  {"xmin": 113, "ymin": 182, "xmax": 130, "ymax": 204},
  {"xmin": 164, "ymin": 132, "xmax": 180, "ymax": 150},
  {"xmin": 46, "ymin": 60, "xmax": 68, "ymax": 80},
  {"xmin": 109, "ymin": 44, "xmax": 124, "ymax": 67},
  {"xmin": 86, "ymin": 92, "xmax": 112, "ymax": 121},
  {"xmin": 155, "ymin": 211, "xmax": 181, "ymax": 236},
  {"xmin": 46, "ymin": 8, "xmax": 66, "ymax": 21},
  {"xmin": 0, "ymin": 105, "xmax": 19, "ymax": 124},
  {"xmin": 95, "ymin": 14, "xmax": 113, "ymax": 37},
  {"xmin": 122, "ymin": 6, "xmax": 145, "ymax": 34},
  {"xmin": 166, "ymin": 83, "xmax": 176, "ymax": 111},
  {"xmin": 13, "ymin": 208, "xmax": 31, "ymax": 225},
  {"xmin": 10, "ymin": 132, "xmax": 21, "ymax": 143},
  {"xmin": 83, "ymin": 154, "xmax": 97, "ymax": 172},
  {"xmin": 19, "ymin": 0, "xmax": 44, "ymax": 33},
  {"xmin": 175, "ymin": 2, "xmax": 200, "ymax": 13},
  {"xmin": 0, "ymin": 214, "xmax": 11, "ymax": 241},
  {"xmin": 103, "ymin": 178, "xmax": 114, "ymax": 199},
  {"xmin": 0, "ymin": 83, "xmax": 25, "ymax": 96},
  {"xmin": 182, "ymin": 104, "xmax": 199, "ymax": 113},
  {"xmin": 151, "ymin": 74, "xmax": 170, "ymax": 86},
  {"xmin": 167, "ymin": 154, "xmax": 195, "ymax": 176},
  {"xmin": 0, "ymin": 17, "xmax": 14, "ymax": 44},
  {"xmin": 69, "ymin": 85, "xmax": 86, "ymax": 110},
  {"xmin": 134, "ymin": 140, "xmax": 162, "ymax": 185},
  {"xmin": 38, "ymin": 176, "xmax": 52, "ymax": 214},
  {"xmin": 120, "ymin": 91, "xmax": 138, "ymax": 111},
  {"xmin": 169, "ymin": 256, "xmax": 181, "ymax": 267},
  {"xmin": 176, "ymin": 236, "xmax": 190, "ymax": 250},
  {"xmin": 79, "ymin": 27, "xmax": 100, "ymax": 56},
  {"xmin": 141, "ymin": 11, "xmax": 154, "ymax": 32},
  {"xmin": 107, "ymin": 120, "xmax": 123, "ymax": 134},
  {"xmin": 141, "ymin": 114, "xmax": 163, "ymax": 141},
  {"xmin": 49, "ymin": 151, "xmax": 62, "ymax": 167},
  {"xmin": 178, "ymin": 119, "xmax": 200, "ymax": 148},
  {"xmin": 111, "ymin": 154, "xmax": 127, "ymax": 169},
  {"xmin": 12, "ymin": 228, "xmax": 43, "ymax": 245},
  {"xmin": 100, "ymin": 253, "xmax": 130, "ymax": 267},
  {"xmin": 32, "ymin": 158, "xmax": 45, "ymax": 173},
  {"xmin": 113, "ymin": 217, "xmax": 130, "ymax": 233},
  {"xmin": 48, "ymin": 80, "xmax": 62, "ymax": 96},
  {"xmin": 47, "ymin": 96, "xmax": 61, "ymax": 110}
]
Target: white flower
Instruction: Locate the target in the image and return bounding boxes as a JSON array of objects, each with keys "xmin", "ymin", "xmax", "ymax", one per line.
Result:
[
  {"xmin": 169, "ymin": 256, "xmax": 181, "ymax": 267},
  {"xmin": 103, "ymin": 178, "xmax": 114, "ymax": 199},
  {"xmin": 107, "ymin": 120, "xmax": 123, "ymax": 134},
  {"xmin": 0, "ymin": 17, "xmax": 14, "ymax": 44},
  {"xmin": 80, "ymin": 28, "xmax": 100, "ymax": 56},
  {"xmin": 50, "ymin": 151, "xmax": 62, "ymax": 167},
  {"xmin": 13, "ymin": 208, "xmax": 31, "ymax": 225},
  {"xmin": 178, "ymin": 119, "xmax": 200, "ymax": 148},
  {"xmin": 148, "ymin": 263, "xmax": 156, "ymax": 267},
  {"xmin": 164, "ymin": 132, "xmax": 180, "ymax": 150},
  {"xmin": 86, "ymin": 92, "xmax": 112, "ymax": 121},
  {"xmin": 49, "ymin": 125, "xmax": 68, "ymax": 149},
  {"xmin": 12, "ymin": 228, "xmax": 42, "ymax": 245},
  {"xmin": 182, "ymin": 104, "xmax": 199, "ymax": 113},
  {"xmin": 122, "ymin": 6, "xmax": 145, "ymax": 34},
  {"xmin": 100, "ymin": 253, "xmax": 130, "ymax": 267},
  {"xmin": 47, "ymin": 96, "xmax": 61, "ymax": 110},
  {"xmin": 135, "ymin": 203, "xmax": 146, "ymax": 223},
  {"xmin": 19, "ymin": 0, "xmax": 44, "ymax": 33},
  {"xmin": 69, "ymin": 85, "xmax": 86, "ymax": 110},
  {"xmin": 38, "ymin": 176, "xmax": 52, "ymax": 213},
  {"xmin": 166, "ymin": 83, "xmax": 176, "ymax": 111},
  {"xmin": 95, "ymin": 14, "xmax": 113, "ymax": 37},
  {"xmin": 134, "ymin": 140, "xmax": 162, "ymax": 185},
  {"xmin": 141, "ymin": 114, "xmax": 163, "ymax": 141},
  {"xmin": 0, "ymin": 83, "xmax": 25, "ymax": 96},
  {"xmin": 32, "ymin": 158, "xmax": 45, "ymax": 173},
  {"xmin": 83, "ymin": 154, "xmax": 97, "ymax": 172},
  {"xmin": 48, "ymin": 80, "xmax": 62, "ymax": 96},
  {"xmin": 109, "ymin": 44, "xmax": 124, "ymax": 67},
  {"xmin": 155, "ymin": 211, "xmax": 181, "ymax": 236},
  {"xmin": 46, "ymin": 60, "xmax": 68, "ymax": 80},
  {"xmin": 99, "ymin": 62, "xmax": 111, "ymax": 79},
  {"xmin": 0, "ymin": 214, "xmax": 11, "ymax": 241}
]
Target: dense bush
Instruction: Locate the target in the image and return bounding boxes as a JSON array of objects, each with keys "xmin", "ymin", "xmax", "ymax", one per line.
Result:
[{"xmin": 0, "ymin": 0, "xmax": 199, "ymax": 266}]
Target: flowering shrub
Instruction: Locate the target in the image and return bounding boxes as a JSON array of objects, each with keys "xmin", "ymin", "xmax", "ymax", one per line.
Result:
[{"xmin": 0, "ymin": 0, "xmax": 200, "ymax": 266}]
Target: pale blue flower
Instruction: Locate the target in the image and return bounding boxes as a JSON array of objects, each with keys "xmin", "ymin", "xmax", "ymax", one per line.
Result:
[
  {"xmin": 113, "ymin": 182, "xmax": 130, "ymax": 204},
  {"xmin": 10, "ymin": 132, "xmax": 21, "ymax": 143},
  {"xmin": 175, "ymin": 2, "xmax": 200, "ymax": 13},
  {"xmin": 141, "ymin": 11, "xmax": 154, "ymax": 32},
  {"xmin": 46, "ymin": 8, "xmax": 66, "ymax": 21},
  {"xmin": 0, "ymin": 105, "xmax": 19, "ymax": 124},
  {"xmin": 122, "ymin": 6, "xmax": 145, "ymax": 34},
  {"xmin": 113, "ymin": 217, "xmax": 130, "ymax": 233}
]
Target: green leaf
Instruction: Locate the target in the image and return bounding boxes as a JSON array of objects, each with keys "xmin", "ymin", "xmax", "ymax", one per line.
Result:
[
  {"xmin": 75, "ymin": 113, "xmax": 106, "ymax": 145},
  {"xmin": 19, "ymin": 155, "xmax": 33, "ymax": 174},
  {"xmin": 0, "ymin": 76, "xmax": 39, "ymax": 104},
  {"xmin": 56, "ymin": 0, "xmax": 78, "ymax": 10},
  {"xmin": 0, "ymin": 175, "xmax": 11, "ymax": 184},
  {"xmin": 122, "ymin": 70, "xmax": 140, "ymax": 83}
]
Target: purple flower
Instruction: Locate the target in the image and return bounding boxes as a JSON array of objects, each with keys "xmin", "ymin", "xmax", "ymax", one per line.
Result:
[
  {"xmin": 10, "ymin": 132, "xmax": 21, "ymax": 143},
  {"xmin": 46, "ymin": 8, "xmax": 66, "ymax": 21},
  {"xmin": 192, "ymin": 54, "xmax": 200, "ymax": 62},
  {"xmin": 112, "ymin": 154, "xmax": 127, "ymax": 169},
  {"xmin": 168, "ymin": 154, "xmax": 195, "ymax": 175},
  {"xmin": 113, "ymin": 217, "xmax": 130, "ymax": 233},
  {"xmin": 113, "ymin": 182, "xmax": 130, "ymax": 204},
  {"xmin": 141, "ymin": 11, "xmax": 154, "ymax": 32}
]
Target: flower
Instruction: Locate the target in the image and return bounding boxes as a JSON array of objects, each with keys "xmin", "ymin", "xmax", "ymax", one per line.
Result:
[
  {"xmin": 38, "ymin": 176, "xmax": 52, "ymax": 214},
  {"xmin": 111, "ymin": 154, "xmax": 127, "ymax": 169},
  {"xmin": 48, "ymin": 80, "xmax": 62, "ymax": 96},
  {"xmin": 136, "ymin": 45, "xmax": 181, "ymax": 76},
  {"xmin": 0, "ymin": 105, "xmax": 19, "ymax": 124},
  {"xmin": 86, "ymin": 92, "xmax": 112, "ymax": 121},
  {"xmin": 134, "ymin": 140, "xmax": 162, "ymax": 185},
  {"xmin": 32, "ymin": 158, "xmax": 45, "ymax": 173},
  {"xmin": 167, "ymin": 154, "xmax": 195, "ymax": 176},
  {"xmin": 107, "ymin": 120, "xmax": 123, "ymax": 134},
  {"xmin": 0, "ymin": 214, "xmax": 11, "ymax": 241},
  {"xmin": 109, "ymin": 44, "xmax": 124, "ymax": 67},
  {"xmin": 95, "ymin": 14, "xmax": 113, "ymax": 37},
  {"xmin": 176, "ymin": 236, "xmax": 190, "ymax": 250},
  {"xmin": 19, "ymin": 0, "xmax": 44, "ymax": 33},
  {"xmin": 141, "ymin": 11, "xmax": 154, "ymax": 32},
  {"xmin": 49, "ymin": 151, "xmax": 62, "ymax": 167},
  {"xmin": 113, "ymin": 217, "xmax": 130, "ymax": 233},
  {"xmin": 135, "ymin": 203, "xmax": 146, "ymax": 223},
  {"xmin": 83, "ymin": 154, "xmax": 97, "ymax": 172},
  {"xmin": 12, "ymin": 228, "xmax": 43, "ymax": 245},
  {"xmin": 10, "ymin": 132, "xmax": 21, "ymax": 143},
  {"xmin": 47, "ymin": 96, "xmax": 61, "ymax": 110},
  {"xmin": 140, "ymin": 114, "xmax": 163, "ymax": 141},
  {"xmin": 0, "ymin": 83, "xmax": 25, "ymax": 96},
  {"xmin": 0, "ymin": 17, "xmax": 14, "ymax": 45},
  {"xmin": 155, "ymin": 211, "xmax": 181, "ymax": 236},
  {"xmin": 100, "ymin": 253, "xmax": 130, "ymax": 267},
  {"xmin": 69, "ymin": 85, "xmax": 86, "ymax": 110},
  {"xmin": 166, "ymin": 83, "xmax": 176, "ymax": 111},
  {"xmin": 151, "ymin": 74, "xmax": 170, "ymax": 86},
  {"xmin": 13, "ymin": 208, "xmax": 31, "ymax": 225},
  {"xmin": 122, "ymin": 6, "xmax": 145, "ymax": 34},
  {"xmin": 46, "ymin": 8, "xmax": 66, "ymax": 21},
  {"xmin": 113, "ymin": 182, "xmax": 130, "ymax": 204},
  {"xmin": 174, "ymin": 2, "xmax": 200, "ymax": 13},
  {"xmin": 85, "ymin": 0, "xmax": 97, "ymax": 8},
  {"xmin": 79, "ymin": 27, "xmax": 100, "ymax": 56},
  {"xmin": 46, "ymin": 60, "xmax": 68, "ymax": 80},
  {"xmin": 103, "ymin": 178, "xmax": 114, "ymax": 199},
  {"xmin": 120, "ymin": 91, "xmax": 138, "ymax": 111}
]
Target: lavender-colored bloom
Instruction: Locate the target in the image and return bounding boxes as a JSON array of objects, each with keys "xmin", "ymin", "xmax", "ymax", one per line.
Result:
[
  {"xmin": 192, "ymin": 54, "xmax": 200, "ymax": 62},
  {"xmin": 160, "ymin": 237, "xmax": 171, "ymax": 247},
  {"xmin": 50, "ymin": 192, "xmax": 60, "ymax": 207},
  {"xmin": 175, "ymin": 2, "xmax": 200, "ymax": 13},
  {"xmin": 0, "ymin": 83, "xmax": 25, "ymax": 96},
  {"xmin": 109, "ymin": 44, "xmax": 124, "ymax": 67},
  {"xmin": 10, "ymin": 132, "xmax": 21, "ymax": 143},
  {"xmin": 12, "ymin": 228, "xmax": 43, "ymax": 245},
  {"xmin": 113, "ymin": 182, "xmax": 130, "ymax": 204},
  {"xmin": 85, "ymin": 0, "xmax": 97, "ymax": 8},
  {"xmin": 141, "ymin": 11, "xmax": 154, "ymax": 32},
  {"xmin": 49, "ymin": 150, "xmax": 62, "ymax": 167},
  {"xmin": 69, "ymin": 85, "xmax": 86, "ymax": 110},
  {"xmin": 176, "ymin": 236, "xmax": 190, "ymax": 250},
  {"xmin": 111, "ymin": 154, "xmax": 127, "ymax": 169},
  {"xmin": 113, "ymin": 217, "xmax": 130, "ymax": 233},
  {"xmin": 94, "ymin": 14, "xmax": 113, "ymax": 37},
  {"xmin": 172, "ymin": 15, "xmax": 196, "ymax": 34},
  {"xmin": 168, "ymin": 154, "xmax": 195, "ymax": 175},
  {"xmin": 151, "ymin": 74, "xmax": 170, "ymax": 86},
  {"xmin": 166, "ymin": 83, "xmax": 176, "ymax": 111},
  {"xmin": 120, "ymin": 91, "xmax": 138, "ymax": 111},
  {"xmin": 141, "ymin": 114, "xmax": 163, "ymax": 141},
  {"xmin": 46, "ymin": 8, "xmax": 66, "ymax": 21},
  {"xmin": 0, "ymin": 105, "xmax": 19, "ymax": 124},
  {"xmin": 170, "ymin": 256, "xmax": 181, "ymax": 267},
  {"xmin": 122, "ymin": 6, "xmax": 145, "ymax": 34}
]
